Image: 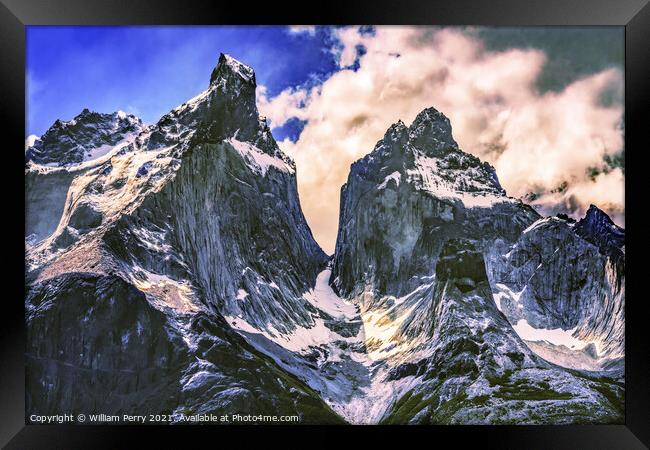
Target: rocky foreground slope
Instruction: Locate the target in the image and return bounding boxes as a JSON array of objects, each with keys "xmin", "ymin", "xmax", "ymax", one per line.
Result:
[{"xmin": 25, "ymin": 54, "xmax": 624, "ymax": 424}]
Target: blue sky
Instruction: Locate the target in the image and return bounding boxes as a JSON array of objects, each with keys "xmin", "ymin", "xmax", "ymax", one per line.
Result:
[{"xmin": 26, "ymin": 26, "xmax": 338, "ymax": 139}]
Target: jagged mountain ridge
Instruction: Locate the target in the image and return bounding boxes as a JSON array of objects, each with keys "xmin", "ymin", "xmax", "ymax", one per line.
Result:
[
  {"xmin": 26, "ymin": 109, "xmax": 144, "ymax": 166},
  {"xmin": 326, "ymin": 104, "xmax": 624, "ymax": 423},
  {"xmin": 25, "ymin": 54, "xmax": 624, "ymax": 425},
  {"xmin": 25, "ymin": 53, "xmax": 341, "ymax": 423}
]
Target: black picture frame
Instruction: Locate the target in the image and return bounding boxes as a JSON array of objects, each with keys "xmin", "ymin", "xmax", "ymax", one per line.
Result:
[{"xmin": 2, "ymin": 0, "xmax": 648, "ymax": 447}]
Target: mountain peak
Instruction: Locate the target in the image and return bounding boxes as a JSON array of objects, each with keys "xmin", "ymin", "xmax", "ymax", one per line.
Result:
[
  {"xmin": 579, "ymin": 204, "xmax": 622, "ymax": 232},
  {"xmin": 26, "ymin": 109, "xmax": 144, "ymax": 166},
  {"xmin": 411, "ymin": 106, "xmax": 448, "ymax": 127},
  {"xmin": 210, "ymin": 53, "xmax": 256, "ymax": 87},
  {"xmin": 574, "ymin": 204, "xmax": 624, "ymax": 260},
  {"xmin": 585, "ymin": 204, "xmax": 613, "ymax": 222},
  {"xmin": 349, "ymin": 105, "xmax": 506, "ymax": 200},
  {"xmin": 72, "ymin": 108, "xmax": 140, "ymax": 124},
  {"xmin": 381, "ymin": 120, "xmax": 408, "ymax": 143},
  {"xmin": 408, "ymin": 106, "xmax": 458, "ymax": 154}
]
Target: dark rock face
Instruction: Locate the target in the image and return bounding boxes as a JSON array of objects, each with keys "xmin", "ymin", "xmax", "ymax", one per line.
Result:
[
  {"xmin": 26, "ymin": 168, "xmax": 79, "ymax": 244},
  {"xmin": 178, "ymin": 310, "xmax": 345, "ymax": 423},
  {"xmin": 436, "ymin": 239, "xmax": 488, "ymax": 291},
  {"xmin": 26, "ymin": 273, "xmax": 344, "ymax": 423},
  {"xmin": 68, "ymin": 203, "xmax": 104, "ymax": 232},
  {"xmin": 26, "ymin": 274, "xmax": 190, "ymax": 415},
  {"xmin": 26, "ymin": 110, "xmax": 144, "ymax": 166},
  {"xmin": 103, "ymin": 134, "xmax": 327, "ymax": 333}
]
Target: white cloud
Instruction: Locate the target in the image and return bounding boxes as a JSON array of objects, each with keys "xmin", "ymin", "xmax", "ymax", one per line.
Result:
[
  {"xmin": 25, "ymin": 134, "xmax": 39, "ymax": 150},
  {"xmin": 331, "ymin": 26, "xmax": 370, "ymax": 68},
  {"xmin": 258, "ymin": 26, "xmax": 624, "ymax": 254},
  {"xmin": 256, "ymin": 85, "xmax": 311, "ymax": 127},
  {"xmin": 531, "ymin": 168, "xmax": 625, "ymax": 227},
  {"xmin": 287, "ymin": 26, "xmax": 317, "ymax": 36}
]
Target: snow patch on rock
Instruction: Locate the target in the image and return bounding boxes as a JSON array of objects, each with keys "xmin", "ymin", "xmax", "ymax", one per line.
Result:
[{"xmin": 227, "ymin": 138, "xmax": 294, "ymax": 176}]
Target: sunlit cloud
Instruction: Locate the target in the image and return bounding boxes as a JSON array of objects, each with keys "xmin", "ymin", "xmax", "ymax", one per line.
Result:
[{"xmin": 258, "ymin": 26, "xmax": 624, "ymax": 254}]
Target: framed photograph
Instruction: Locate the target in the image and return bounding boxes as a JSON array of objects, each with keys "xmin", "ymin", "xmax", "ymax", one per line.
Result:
[{"xmin": 2, "ymin": 0, "xmax": 649, "ymax": 447}]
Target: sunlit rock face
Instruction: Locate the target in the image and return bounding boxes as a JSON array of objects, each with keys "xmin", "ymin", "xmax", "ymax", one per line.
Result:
[{"xmin": 25, "ymin": 54, "xmax": 624, "ymax": 425}]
